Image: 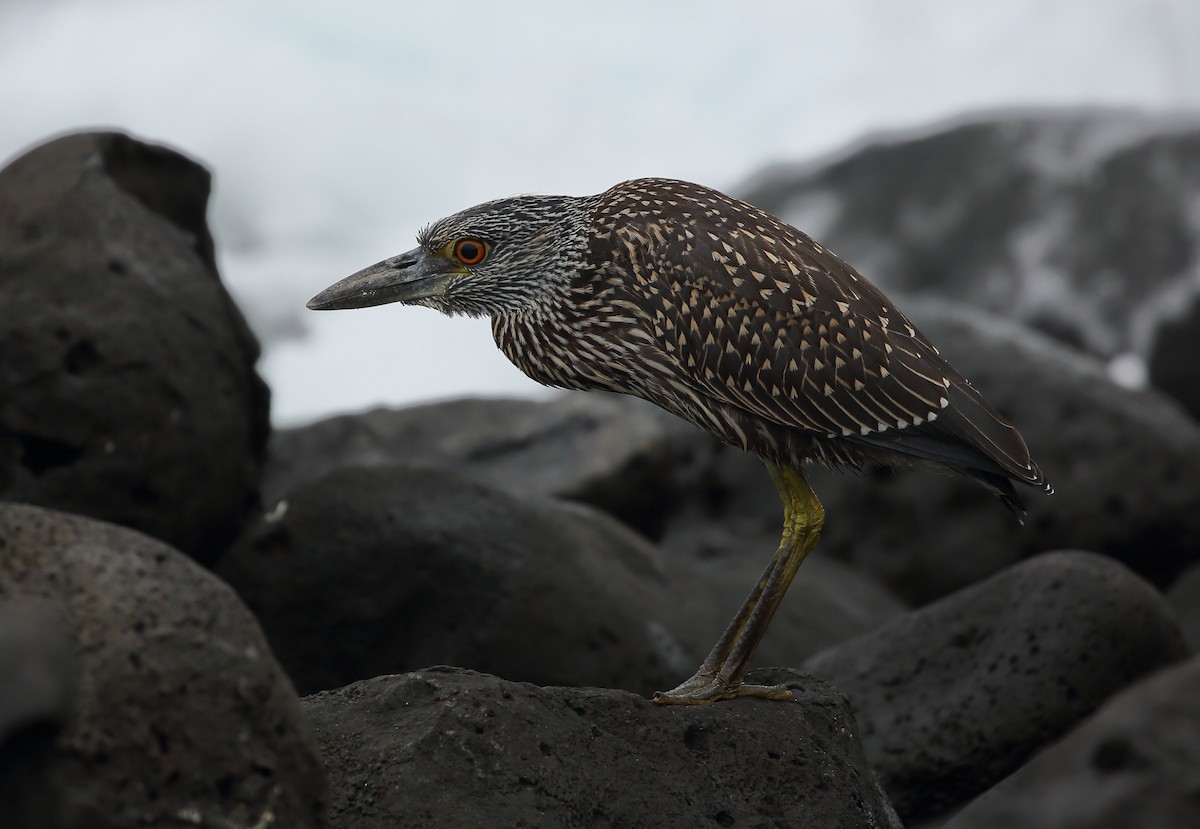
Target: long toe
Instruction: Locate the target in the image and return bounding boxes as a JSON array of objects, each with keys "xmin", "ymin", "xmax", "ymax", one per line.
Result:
[{"xmin": 653, "ymin": 676, "xmax": 795, "ymax": 706}]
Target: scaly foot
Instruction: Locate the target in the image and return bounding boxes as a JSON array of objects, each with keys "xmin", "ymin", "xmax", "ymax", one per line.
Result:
[{"xmin": 652, "ymin": 671, "xmax": 794, "ymax": 705}]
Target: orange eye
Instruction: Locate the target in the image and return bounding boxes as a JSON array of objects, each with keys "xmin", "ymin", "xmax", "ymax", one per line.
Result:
[{"xmin": 452, "ymin": 238, "xmax": 488, "ymax": 266}]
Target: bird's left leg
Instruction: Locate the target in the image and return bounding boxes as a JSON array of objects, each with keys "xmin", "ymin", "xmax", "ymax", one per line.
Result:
[{"xmin": 654, "ymin": 462, "xmax": 824, "ymax": 704}]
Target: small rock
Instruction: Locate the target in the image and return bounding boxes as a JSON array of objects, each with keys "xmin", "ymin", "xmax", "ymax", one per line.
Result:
[
  {"xmin": 944, "ymin": 654, "xmax": 1200, "ymax": 829},
  {"xmin": 216, "ymin": 465, "xmax": 698, "ymax": 696},
  {"xmin": 0, "ymin": 503, "xmax": 326, "ymax": 828},
  {"xmin": 802, "ymin": 551, "xmax": 1187, "ymax": 822},
  {"xmin": 265, "ymin": 393, "xmax": 680, "ymax": 538},
  {"xmin": 303, "ymin": 666, "xmax": 901, "ymax": 829},
  {"xmin": 0, "ymin": 131, "xmax": 269, "ymax": 563}
]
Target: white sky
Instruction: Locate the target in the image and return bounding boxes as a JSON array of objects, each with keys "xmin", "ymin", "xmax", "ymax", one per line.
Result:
[{"xmin": 3, "ymin": 0, "xmax": 1199, "ymax": 424}]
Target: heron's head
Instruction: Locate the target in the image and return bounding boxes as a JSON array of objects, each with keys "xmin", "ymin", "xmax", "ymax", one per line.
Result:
[{"xmin": 307, "ymin": 193, "xmax": 592, "ymax": 318}]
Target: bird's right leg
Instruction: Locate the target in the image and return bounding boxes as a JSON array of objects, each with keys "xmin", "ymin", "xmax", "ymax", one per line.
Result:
[{"xmin": 654, "ymin": 462, "xmax": 824, "ymax": 704}]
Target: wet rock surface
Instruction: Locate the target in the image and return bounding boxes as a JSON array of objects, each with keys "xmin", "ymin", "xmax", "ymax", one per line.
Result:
[
  {"xmin": 944, "ymin": 654, "xmax": 1200, "ymax": 829},
  {"xmin": 0, "ymin": 503, "xmax": 327, "ymax": 829},
  {"xmin": 303, "ymin": 666, "xmax": 901, "ymax": 829},
  {"xmin": 800, "ymin": 551, "xmax": 1188, "ymax": 823},
  {"xmin": 0, "ymin": 131, "xmax": 269, "ymax": 563}
]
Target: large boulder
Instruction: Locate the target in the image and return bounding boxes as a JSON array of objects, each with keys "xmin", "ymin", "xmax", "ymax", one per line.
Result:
[
  {"xmin": 801, "ymin": 551, "xmax": 1187, "ymax": 822},
  {"xmin": 0, "ymin": 503, "xmax": 327, "ymax": 828},
  {"xmin": 944, "ymin": 654, "xmax": 1200, "ymax": 829},
  {"xmin": 303, "ymin": 666, "xmax": 901, "ymax": 829},
  {"xmin": 739, "ymin": 110, "xmax": 1200, "ymax": 361},
  {"xmin": 0, "ymin": 131, "xmax": 269, "ymax": 563},
  {"xmin": 216, "ymin": 465, "xmax": 697, "ymax": 697}
]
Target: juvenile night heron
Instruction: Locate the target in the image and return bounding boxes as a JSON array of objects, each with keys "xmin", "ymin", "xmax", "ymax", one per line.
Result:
[{"xmin": 308, "ymin": 178, "xmax": 1050, "ymax": 705}]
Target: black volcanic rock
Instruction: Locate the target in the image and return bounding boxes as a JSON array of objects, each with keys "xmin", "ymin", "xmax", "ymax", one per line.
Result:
[
  {"xmin": 0, "ymin": 503, "xmax": 326, "ymax": 828},
  {"xmin": 303, "ymin": 667, "xmax": 901, "ymax": 829},
  {"xmin": 216, "ymin": 465, "xmax": 698, "ymax": 697},
  {"xmin": 661, "ymin": 300, "xmax": 1200, "ymax": 604},
  {"xmin": 220, "ymin": 462, "xmax": 905, "ymax": 698},
  {"xmin": 0, "ymin": 131, "xmax": 269, "ymax": 563},
  {"xmin": 739, "ymin": 110, "xmax": 1200, "ymax": 361},
  {"xmin": 265, "ymin": 393, "xmax": 679, "ymax": 538},
  {"xmin": 944, "ymin": 654, "xmax": 1200, "ymax": 829},
  {"xmin": 800, "ymin": 551, "xmax": 1187, "ymax": 822}
]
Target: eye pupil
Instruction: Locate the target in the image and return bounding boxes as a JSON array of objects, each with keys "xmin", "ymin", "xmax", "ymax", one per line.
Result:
[{"xmin": 455, "ymin": 239, "xmax": 486, "ymax": 265}]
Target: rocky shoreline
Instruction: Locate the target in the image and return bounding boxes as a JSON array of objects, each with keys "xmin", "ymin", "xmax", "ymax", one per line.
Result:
[{"xmin": 2, "ymin": 120, "xmax": 1198, "ymax": 827}]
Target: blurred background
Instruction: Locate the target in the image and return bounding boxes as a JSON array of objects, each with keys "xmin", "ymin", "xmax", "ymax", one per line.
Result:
[{"xmin": 2, "ymin": 0, "xmax": 1199, "ymax": 425}]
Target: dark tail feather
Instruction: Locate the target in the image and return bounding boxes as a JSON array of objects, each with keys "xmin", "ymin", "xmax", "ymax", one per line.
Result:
[
  {"xmin": 971, "ymin": 470, "xmax": 1028, "ymax": 523},
  {"xmin": 854, "ymin": 428, "xmax": 1036, "ymax": 518},
  {"xmin": 940, "ymin": 383, "xmax": 1046, "ymax": 488},
  {"xmin": 850, "ymin": 381, "xmax": 1051, "ymax": 518}
]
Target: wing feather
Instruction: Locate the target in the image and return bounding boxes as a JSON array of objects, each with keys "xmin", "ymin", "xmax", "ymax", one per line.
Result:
[{"xmin": 587, "ymin": 178, "xmax": 1045, "ymax": 490}]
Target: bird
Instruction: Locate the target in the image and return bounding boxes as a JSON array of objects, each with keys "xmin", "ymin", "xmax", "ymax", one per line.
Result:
[{"xmin": 307, "ymin": 177, "xmax": 1051, "ymax": 705}]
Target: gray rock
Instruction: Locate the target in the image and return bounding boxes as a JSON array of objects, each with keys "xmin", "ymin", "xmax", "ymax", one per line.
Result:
[
  {"xmin": 216, "ymin": 465, "xmax": 698, "ymax": 697},
  {"xmin": 0, "ymin": 131, "xmax": 269, "ymax": 563},
  {"xmin": 802, "ymin": 551, "xmax": 1188, "ymax": 823},
  {"xmin": 660, "ymin": 300, "xmax": 1200, "ymax": 604},
  {"xmin": 739, "ymin": 110, "xmax": 1200, "ymax": 361},
  {"xmin": 265, "ymin": 393, "xmax": 679, "ymax": 538},
  {"xmin": 944, "ymin": 654, "xmax": 1200, "ymax": 829},
  {"xmin": 223, "ymin": 462, "xmax": 904, "ymax": 698},
  {"xmin": 303, "ymin": 666, "xmax": 901, "ymax": 829},
  {"xmin": 0, "ymin": 503, "xmax": 326, "ymax": 828},
  {"xmin": 0, "ymin": 598, "xmax": 75, "ymax": 829}
]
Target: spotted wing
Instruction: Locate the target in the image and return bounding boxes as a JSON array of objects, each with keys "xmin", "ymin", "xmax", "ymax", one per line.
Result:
[
  {"xmin": 605, "ymin": 182, "xmax": 955, "ymax": 441},
  {"xmin": 589, "ymin": 178, "xmax": 1044, "ymax": 494}
]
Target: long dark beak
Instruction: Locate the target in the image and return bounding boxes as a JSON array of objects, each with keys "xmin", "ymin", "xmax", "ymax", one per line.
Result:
[{"xmin": 306, "ymin": 247, "xmax": 457, "ymax": 310}]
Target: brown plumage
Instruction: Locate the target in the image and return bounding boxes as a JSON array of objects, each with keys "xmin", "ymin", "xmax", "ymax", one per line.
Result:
[{"xmin": 309, "ymin": 177, "xmax": 1051, "ymax": 704}]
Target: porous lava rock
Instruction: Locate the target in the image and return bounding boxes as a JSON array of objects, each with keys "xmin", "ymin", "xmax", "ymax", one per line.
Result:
[
  {"xmin": 0, "ymin": 503, "xmax": 327, "ymax": 828},
  {"xmin": 303, "ymin": 666, "xmax": 901, "ymax": 829},
  {"xmin": 0, "ymin": 131, "xmax": 269, "ymax": 562}
]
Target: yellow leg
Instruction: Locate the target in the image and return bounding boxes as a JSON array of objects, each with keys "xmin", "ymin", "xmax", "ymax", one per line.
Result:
[{"xmin": 654, "ymin": 462, "xmax": 824, "ymax": 705}]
